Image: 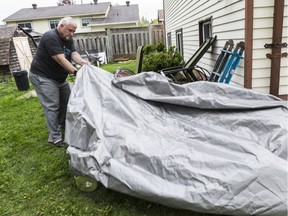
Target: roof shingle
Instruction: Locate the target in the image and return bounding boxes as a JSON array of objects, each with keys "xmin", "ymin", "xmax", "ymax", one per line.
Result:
[
  {"xmin": 0, "ymin": 26, "xmax": 16, "ymax": 65},
  {"xmin": 3, "ymin": 2, "xmax": 111, "ymax": 21},
  {"xmin": 90, "ymin": 4, "xmax": 139, "ymax": 25}
]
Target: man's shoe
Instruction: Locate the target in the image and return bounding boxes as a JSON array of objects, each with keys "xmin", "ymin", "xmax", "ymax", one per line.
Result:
[{"xmin": 54, "ymin": 140, "xmax": 68, "ymax": 148}]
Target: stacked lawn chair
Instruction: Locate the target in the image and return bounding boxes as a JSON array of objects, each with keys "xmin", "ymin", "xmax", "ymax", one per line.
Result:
[
  {"xmin": 158, "ymin": 37, "xmax": 245, "ymax": 84},
  {"xmin": 159, "ymin": 36, "xmax": 217, "ymax": 84}
]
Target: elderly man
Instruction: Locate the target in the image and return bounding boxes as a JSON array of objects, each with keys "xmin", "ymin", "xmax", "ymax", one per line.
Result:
[{"xmin": 29, "ymin": 17, "xmax": 89, "ymax": 148}]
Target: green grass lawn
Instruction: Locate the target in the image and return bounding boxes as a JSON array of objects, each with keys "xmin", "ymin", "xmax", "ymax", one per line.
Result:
[
  {"xmin": 0, "ymin": 64, "xmax": 217, "ymax": 216},
  {"xmin": 100, "ymin": 60, "xmax": 137, "ymax": 73}
]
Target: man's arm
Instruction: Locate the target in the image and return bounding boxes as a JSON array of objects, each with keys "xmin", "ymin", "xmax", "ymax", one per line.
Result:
[{"xmin": 52, "ymin": 53, "xmax": 77, "ymax": 74}]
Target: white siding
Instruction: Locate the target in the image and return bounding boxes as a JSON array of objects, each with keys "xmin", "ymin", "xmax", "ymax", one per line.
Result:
[
  {"xmin": 164, "ymin": 0, "xmax": 288, "ymax": 95},
  {"xmin": 253, "ymin": 0, "xmax": 275, "ymax": 94},
  {"xmin": 253, "ymin": 0, "xmax": 288, "ymax": 94},
  {"xmin": 164, "ymin": 0, "xmax": 245, "ymax": 85}
]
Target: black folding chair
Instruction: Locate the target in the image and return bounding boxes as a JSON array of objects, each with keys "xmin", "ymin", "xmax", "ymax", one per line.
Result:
[
  {"xmin": 114, "ymin": 46, "xmax": 144, "ymax": 77},
  {"xmin": 159, "ymin": 35, "xmax": 217, "ymax": 83}
]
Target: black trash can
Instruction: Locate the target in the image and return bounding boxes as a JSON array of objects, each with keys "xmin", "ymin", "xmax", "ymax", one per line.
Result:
[{"xmin": 12, "ymin": 70, "xmax": 30, "ymax": 91}]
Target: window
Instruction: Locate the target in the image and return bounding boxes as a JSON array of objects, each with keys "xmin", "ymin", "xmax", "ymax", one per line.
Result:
[
  {"xmin": 167, "ymin": 32, "xmax": 172, "ymax": 47},
  {"xmin": 199, "ymin": 17, "xmax": 212, "ymax": 46},
  {"xmin": 81, "ymin": 17, "xmax": 91, "ymax": 27},
  {"xmin": 175, "ymin": 28, "xmax": 183, "ymax": 56},
  {"xmin": 50, "ymin": 20, "xmax": 59, "ymax": 29},
  {"xmin": 17, "ymin": 22, "xmax": 32, "ymax": 29}
]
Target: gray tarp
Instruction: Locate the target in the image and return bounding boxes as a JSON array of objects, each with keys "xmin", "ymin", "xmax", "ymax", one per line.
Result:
[{"xmin": 65, "ymin": 65, "xmax": 288, "ymax": 215}]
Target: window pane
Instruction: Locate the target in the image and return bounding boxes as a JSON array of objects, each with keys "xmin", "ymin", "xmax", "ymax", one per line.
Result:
[
  {"xmin": 18, "ymin": 23, "xmax": 32, "ymax": 29},
  {"xmin": 176, "ymin": 29, "xmax": 183, "ymax": 55},
  {"xmin": 25, "ymin": 23, "xmax": 32, "ymax": 29},
  {"xmin": 167, "ymin": 32, "xmax": 171, "ymax": 47},
  {"xmin": 82, "ymin": 18, "xmax": 91, "ymax": 27},
  {"xmin": 50, "ymin": 20, "xmax": 59, "ymax": 29},
  {"xmin": 203, "ymin": 23, "xmax": 211, "ymax": 39},
  {"xmin": 199, "ymin": 18, "xmax": 212, "ymax": 46}
]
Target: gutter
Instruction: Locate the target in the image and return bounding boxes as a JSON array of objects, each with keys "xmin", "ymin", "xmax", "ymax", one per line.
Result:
[
  {"xmin": 89, "ymin": 21, "xmax": 138, "ymax": 27},
  {"xmin": 244, "ymin": 0, "xmax": 253, "ymax": 89},
  {"xmin": 245, "ymin": 0, "xmax": 287, "ymax": 99},
  {"xmin": 265, "ymin": 0, "xmax": 287, "ymax": 99}
]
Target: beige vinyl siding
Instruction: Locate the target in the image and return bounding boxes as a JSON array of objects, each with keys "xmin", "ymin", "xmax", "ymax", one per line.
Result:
[
  {"xmin": 5, "ymin": 17, "xmax": 138, "ymax": 34},
  {"xmin": 253, "ymin": 0, "xmax": 288, "ymax": 94},
  {"xmin": 32, "ymin": 17, "xmax": 94, "ymax": 34},
  {"xmin": 252, "ymin": 1, "xmax": 274, "ymax": 94},
  {"xmin": 164, "ymin": 0, "xmax": 245, "ymax": 86},
  {"xmin": 164, "ymin": 0, "xmax": 288, "ymax": 95}
]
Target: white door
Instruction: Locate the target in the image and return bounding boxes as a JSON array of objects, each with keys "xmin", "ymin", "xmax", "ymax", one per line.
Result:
[{"xmin": 13, "ymin": 37, "xmax": 33, "ymax": 72}]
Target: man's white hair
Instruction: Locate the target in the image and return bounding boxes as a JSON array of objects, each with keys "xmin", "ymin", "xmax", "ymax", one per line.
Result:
[{"xmin": 59, "ymin": 17, "xmax": 77, "ymax": 28}]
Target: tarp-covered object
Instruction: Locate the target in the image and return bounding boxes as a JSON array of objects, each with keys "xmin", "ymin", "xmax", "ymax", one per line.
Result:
[{"xmin": 65, "ymin": 65, "xmax": 288, "ymax": 216}]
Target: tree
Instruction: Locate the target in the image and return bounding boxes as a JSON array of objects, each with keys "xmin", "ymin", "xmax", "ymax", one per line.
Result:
[
  {"xmin": 57, "ymin": 0, "xmax": 75, "ymax": 6},
  {"xmin": 138, "ymin": 16, "xmax": 149, "ymax": 26}
]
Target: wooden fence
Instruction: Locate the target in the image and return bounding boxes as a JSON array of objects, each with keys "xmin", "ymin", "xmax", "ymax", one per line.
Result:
[{"xmin": 73, "ymin": 24, "xmax": 165, "ymax": 61}]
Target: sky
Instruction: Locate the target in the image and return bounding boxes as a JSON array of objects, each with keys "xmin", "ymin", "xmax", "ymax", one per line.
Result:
[{"xmin": 0, "ymin": 0, "xmax": 163, "ymax": 24}]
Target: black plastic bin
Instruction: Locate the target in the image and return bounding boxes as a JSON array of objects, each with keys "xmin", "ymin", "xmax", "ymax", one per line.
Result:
[{"xmin": 13, "ymin": 70, "xmax": 30, "ymax": 91}]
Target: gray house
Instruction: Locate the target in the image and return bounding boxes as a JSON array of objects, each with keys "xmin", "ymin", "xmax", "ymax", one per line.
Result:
[{"xmin": 3, "ymin": 1, "xmax": 140, "ymax": 34}]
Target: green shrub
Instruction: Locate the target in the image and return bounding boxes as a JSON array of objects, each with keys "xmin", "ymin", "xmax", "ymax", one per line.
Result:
[
  {"xmin": 143, "ymin": 44, "xmax": 156, "ymax": 55},
  {"xmin": 155, "ymin": 42, "xmax": 165, "ymax": 52},
  {"xmin": 142, "ymin": 45, "xmax": 184, "ymax": 72},
  {"xmin": 143, "ymin": 42, "xmax": 166, "ymax": 55}
]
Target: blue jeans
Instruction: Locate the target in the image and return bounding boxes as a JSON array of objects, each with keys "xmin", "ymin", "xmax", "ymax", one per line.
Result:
[{"xmin": 29, "ymin": 72, "xmax": 71, "ymax": 143}]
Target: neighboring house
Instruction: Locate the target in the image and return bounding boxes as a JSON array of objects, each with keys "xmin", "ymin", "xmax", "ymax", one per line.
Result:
[
  {"xmin": 0, "ymin": 26, "xmax": 38, "ymax": 81},
  {"xmin": 2, "ymin": 1, "xmax": 139, "ymax": 34},
  {"xmin": 163, "ymin": 0, "xmax": 288, "ymax": 99},
  {"xmin": 89, "ymin": 3, "xmax": 140, "ymax": 31}
]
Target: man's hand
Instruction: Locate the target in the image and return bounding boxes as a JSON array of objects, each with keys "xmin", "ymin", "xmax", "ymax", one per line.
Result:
[
  {"xmin": 79, "ymin": 59, "xmax": 91, "ymax": 65},
  {"xmin": 72, "ymin": 52, "xmax": 91, "ymax": 66}
]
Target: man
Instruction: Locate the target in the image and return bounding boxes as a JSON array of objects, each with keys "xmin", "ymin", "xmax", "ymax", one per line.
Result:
[{"xmin": 29, "ymin": 17, "xmax": 90, "ymax": 148}]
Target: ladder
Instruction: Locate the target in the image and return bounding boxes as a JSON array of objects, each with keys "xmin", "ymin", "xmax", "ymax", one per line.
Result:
[
  {"xmin": 218, "ymin": 41, "xmax": 245, "ymax": 84},
  {"xmin": 209, "ymin": 40, "xmax": 245, "ymax": 84},
  {"xmin": 208, "ymin": 39, "xmax": 234, "ymax": 82}
]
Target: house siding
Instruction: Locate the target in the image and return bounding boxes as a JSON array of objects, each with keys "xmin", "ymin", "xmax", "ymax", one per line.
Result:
[
  {"xmin": 6, "ymin": 17, "xmax": 103, "ymax": 34},
  {"xmin": 4, "ymin": 3, "xmax": 139, "ymax": 35},
  {"xmin": 164, "ymin": 0, "xmax": 245, "ymax": 87},
  {"xmin": 90, "ymin": 23, "xmax": 137, "ymax": 32},
  {"xmin": 6, "ymin": 18, "xmax": 138, "ymax": 34},
  {"xmin": 253, "ymin": 0, "xmax": 288, "ymax": 95},
  {"xmin": 164, "ymin": 0, "xmax": 288, "ymax": 95}
]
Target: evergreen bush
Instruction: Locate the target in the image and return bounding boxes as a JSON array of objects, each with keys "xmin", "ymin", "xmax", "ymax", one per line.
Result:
[{"xmin": 142, "ymin": 42, "xmax": 184, "ymax": 72}]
